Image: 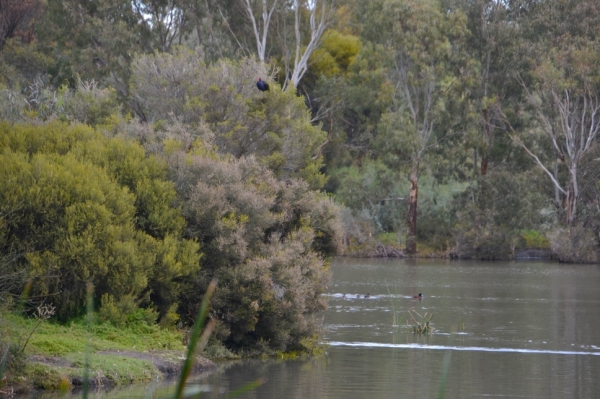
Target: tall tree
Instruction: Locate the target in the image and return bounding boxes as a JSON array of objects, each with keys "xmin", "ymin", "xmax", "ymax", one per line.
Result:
[
  {"xmin": 457, "ymin": 0, "xmax": 519, "ymax": 177},
  {"xmin": 282, "ymin": 0, "xmax": 336, "ymax": 89},
  {"xmin": 230, "ymin": 0, "xmax": 335, "ymax": 89},
  {"xmin": 133, "ymin": 0, "xmax": 192, "ymax": 52},
  {"xmin": 505, "ymin": 43, "xmax": 600, "ymax": 227},
  {"xmin": 378, "ymin": 0, "xmax": 468, "ymax": 253}
]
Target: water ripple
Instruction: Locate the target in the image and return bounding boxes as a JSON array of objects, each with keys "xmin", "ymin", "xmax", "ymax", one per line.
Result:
[{"xmin": 325, "ymin": 341, "xmax": 600, "ymax": 356}]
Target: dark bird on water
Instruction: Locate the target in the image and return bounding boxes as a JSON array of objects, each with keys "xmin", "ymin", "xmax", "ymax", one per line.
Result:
[
  {"xmin": 257, "ymin": 77, "xmax": 269, "ymax": 91},
  {"xmin": 413, "ymin": 293, "xmax": 423, "ymax": 299}
]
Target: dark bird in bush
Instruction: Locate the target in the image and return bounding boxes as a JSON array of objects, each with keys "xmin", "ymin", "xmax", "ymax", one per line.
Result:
[
  {"xmin": 413, "ymin": 293, "xmax": 423, "ymax": 299},
  {"xmin": 256, "ymin": 77, "xmax": 269, "ymax": 91}
]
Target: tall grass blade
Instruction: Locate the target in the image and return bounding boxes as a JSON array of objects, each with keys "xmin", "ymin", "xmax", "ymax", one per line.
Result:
[
  {"xmin": 174, "ymin": 279, "xmax": 217, "ymax": 399},
  {"xmin": 225, "ymin": 378, "xmax": 264, "ymax": 398},
  {"xmin": 16, "ymin": 279, "xmax": 32, "ymax": 314},
  {"xmin": 437, "ymin": 351, "xmax": 452, "ymax": 399},
  {"xmin": 83, "ymin": 282, "xmax": 94, "ymax": 399},
  {"xmin": 0, "ymin": 345, "xmax": 8, "ymax": 382}
]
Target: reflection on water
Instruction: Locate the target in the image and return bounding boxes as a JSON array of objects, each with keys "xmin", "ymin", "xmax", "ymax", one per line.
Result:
[{"xmin": 24, "ymin": 259, "xmax": 600, "ymax": 398}]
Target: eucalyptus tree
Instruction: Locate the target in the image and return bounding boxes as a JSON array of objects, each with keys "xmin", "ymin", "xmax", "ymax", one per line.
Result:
[
  {"xmin": 452, "ymin": 0, "xmax": 521, "ymax": 177},
  {"xmin": 238, "ymin": 0, "xmax": 280, "ymax": 62},
  {"xmin": 505, "ymin": 43, "xmax": 600, "ymax": 227},
  {"xmin": 377, "ymin": 0, "xmax": 469, "ymax": 253},
  {"xmin": 230, "ymin": 0, "xmax": 336, "ymax": 89},
  {"xmin": 497, "ymin": 0, "xmax": 600, "ymax": 228},
  {"xmin": 132, "ymin": 0, "xmax": 194, "ymax": 52},
  {"xmin": 281, "ymin": 0, "xmax": 337, "ymax": 89}
]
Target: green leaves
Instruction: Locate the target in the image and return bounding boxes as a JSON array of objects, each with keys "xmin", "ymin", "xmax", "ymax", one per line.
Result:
[{"xmin": 0, "ymin": 121, "xmax": 200, "ymax": 321}]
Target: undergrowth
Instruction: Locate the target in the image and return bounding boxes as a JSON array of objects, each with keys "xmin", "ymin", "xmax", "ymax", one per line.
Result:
[{"xmin": 1, "ymin": 312, "xmax": 186, "ymax": 357}]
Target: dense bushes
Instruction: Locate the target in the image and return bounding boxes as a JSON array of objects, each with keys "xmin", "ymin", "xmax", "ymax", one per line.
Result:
[
  {"xmin": 156, "ymin": 136, "xmax": 342, "ymax": 352},
  {"xmin": 0, "ymin": 122, "xmax": 200, "ymax": 321},
  {"xmin": 0, "ymin": 60, "xmax": 343, "ymax": 352},
  {"xmin": 130, "ymin": 51, "xmax": 327, "ymax": 189},
  {"xmin": 549, "ymin": 224, "xmax": 600, "ymax": 263},
  {"xmin": 451, "ymin": 168, "xmax": 551, "ymax": 260}
]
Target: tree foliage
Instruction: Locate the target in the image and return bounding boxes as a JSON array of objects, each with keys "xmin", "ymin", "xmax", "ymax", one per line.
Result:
[{"xmin": 130, "ymin": 50, "xmax": 328, "ymax": 188}]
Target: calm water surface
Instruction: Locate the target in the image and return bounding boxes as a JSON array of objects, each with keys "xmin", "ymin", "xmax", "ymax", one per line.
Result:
[{"xmin": 34, "ymin": 259, "xmax": 600, "ymax": 398}]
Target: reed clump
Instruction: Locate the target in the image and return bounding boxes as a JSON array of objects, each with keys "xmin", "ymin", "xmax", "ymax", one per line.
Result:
[{"xmin": 408, "ymin": 310, "xmax": 434, "ymax": 334}]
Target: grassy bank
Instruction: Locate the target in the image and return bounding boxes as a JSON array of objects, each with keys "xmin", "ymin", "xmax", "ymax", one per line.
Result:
[{"xmin": 0, "ymin": 311, "xmax": 215, "ymax": 394}]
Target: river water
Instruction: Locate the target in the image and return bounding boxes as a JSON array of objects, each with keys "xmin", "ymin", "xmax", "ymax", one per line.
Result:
[{"xmin": 33, "ymin": 258, "xmax": 600, "ymax": 398}]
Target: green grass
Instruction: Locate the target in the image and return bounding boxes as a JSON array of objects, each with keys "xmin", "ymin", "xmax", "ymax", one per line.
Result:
[
  {"xmin": 1, "ymin": 312, "xmax": 186, "ymax": 357},
  {"xmin": 376, "ymin": 232, "xmax": 403, "ymax": 247},
  {"xmin": 1, "ymin": 282, "xmax": 262, "ymax": 397},
  {"xmin": 0, "ymin": 310, "xmax": 188, "ymax": 393},
  {"xmin": 64, "ymin": 352, "xmax": 162, "ymax": 384}
]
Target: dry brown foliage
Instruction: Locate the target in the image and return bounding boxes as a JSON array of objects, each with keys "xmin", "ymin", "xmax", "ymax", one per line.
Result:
[{"xmin": 163, "ymin": 137, "xmax": 342, "ymax": 352}]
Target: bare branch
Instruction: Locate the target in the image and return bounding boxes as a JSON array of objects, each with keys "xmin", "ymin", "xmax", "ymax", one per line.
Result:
[
  {"xmin": 217, "ymin": 6, "xmax": 251, "ymax": 57},
  {"xmin": 504, "ymin": 119, "xmax": 568, "ymax": 196},
  {"xmin": 283, "ymin": 0, "xmax": 335, "ymax": 90},
  {"xmin": 241, "ymin": 0, "xmax": 279, "ymax": 62}
]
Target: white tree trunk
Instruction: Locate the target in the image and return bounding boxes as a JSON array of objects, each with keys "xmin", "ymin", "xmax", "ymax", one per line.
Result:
[
  {"xmin": 283, "ymin": 0, "xmax": 334, "ymax": 90},
  {"xmin": 505, "ymin": 86, "xmax": 600, "ymax": 226},
  {"xmin": 240, "ymin": 0, "xmax": 279, "ymax": 62}
]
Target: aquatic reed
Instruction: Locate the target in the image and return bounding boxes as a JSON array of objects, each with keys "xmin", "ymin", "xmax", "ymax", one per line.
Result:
[
  {"xmin": 408, "ymin": 309, "xmax": 434, "ymax": 334},
  {"xmin": 386, "ymin": 286, "xmax": 404, "ymax": 329}
]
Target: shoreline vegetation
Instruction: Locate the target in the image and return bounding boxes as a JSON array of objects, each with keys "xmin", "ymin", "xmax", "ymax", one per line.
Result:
[
  {"xmin": 0, "ymin": 310, "xmax": 223, "ymax": 396},
  {"xmin": 0, "ymin": 311, "xmax": 217, "ymax": 395},
  {"xmin": 1, "ymin": 243, "xmax": 552, "ymax": 396},
  {"xmin": 341, "ymin": 232, "xmax": 554, "ymax": 261},
  {"xmin": 3, "ymin": 0, "xmax": 600, "ymax": 395}
]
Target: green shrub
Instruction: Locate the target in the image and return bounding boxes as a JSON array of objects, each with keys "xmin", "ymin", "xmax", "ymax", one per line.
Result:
[
  {"xmin": 26, "ymin": 363, "xmax": 66, "ymax": 390},
  {"xmin": 130, "ymin": 52, "xmax": 327, "ymax": 188},
  {"xmin": 548, "ymin": 224, "xmax": 599, "ymax": 263},
  {"xmin": 0, "ymin": 121, "xmax": 200, "ymax": 321},
  {"xmin": 519, "ymin": 230, "xmax": 550, "ymax": 249},
  {"xmin": 158, "ymin": 304, "xmax": 180, "ymax": 330},
  {"xmin": 164, "ymin": 139, "xmax": 342, "ymax": 353},
  {"xmin": 98, "ymin": 294, "xmax": 158, "ymax": 328}
]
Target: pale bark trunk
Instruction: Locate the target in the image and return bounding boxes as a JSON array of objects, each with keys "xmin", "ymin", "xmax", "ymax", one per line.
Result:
[
  {"xmin": 241, "ymin": 0, "xmax": 279, "ymax": 62},
  {"xmin": 283, "ymin": 0, "xmax": 333, "ymax": 90},
  {"xmin": 504, "ymin": 83, "xmax": 600, "ymax": 228}
]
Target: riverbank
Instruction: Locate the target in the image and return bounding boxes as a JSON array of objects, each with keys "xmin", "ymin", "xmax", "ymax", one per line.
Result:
[
  {"xmin": 343, "ymin": 234, "xmax": 553, "ymax": 260},
  {"xmin": 0, "ymin": 312, "xmax": 216, "ymax": 395}
]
